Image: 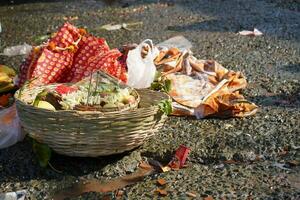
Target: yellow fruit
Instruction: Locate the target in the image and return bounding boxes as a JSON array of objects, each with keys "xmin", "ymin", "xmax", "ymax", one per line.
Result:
[
  {"xmin": 35, "ymin": 101, "xmax": 56, "ymax": 111},
  {"xmin": 122, "ymin": 95, "xmax": 136, "ymax": 104},
  {"xmin": 103, "ymin": 103, "xmax": 116, "ymax": 108},
  {"xmin": 0, "ymin": 65, "xmax": 16, "ymax": 93},
  {"xmin": 0, "ymin": 65, "xmax": 16, "ymax": 77},
  {"xmin": 0, "ymin": 73, "xmax": 11, "ymax": 83}
]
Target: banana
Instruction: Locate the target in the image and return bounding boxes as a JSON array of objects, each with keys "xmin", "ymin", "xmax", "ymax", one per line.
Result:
[
  {"xmin": 0, "ymin": 74, "xmax": 12, "ymax": 83},
  {"xmin": 0, "ymin": 65, "xmax": 16, "ymax": 77},
  {"xmin": 0, "ymin": 83, "xmax": 15, "ymax": 93},
  {"xmin": 0, "ymin": 65, "xmax": 17, "ymax": 93}
]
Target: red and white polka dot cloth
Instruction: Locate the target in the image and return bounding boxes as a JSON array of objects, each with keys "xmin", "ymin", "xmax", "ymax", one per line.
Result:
[{"xmin": 18, "ymin": 22, "xmax": 127, "ymax": 87}]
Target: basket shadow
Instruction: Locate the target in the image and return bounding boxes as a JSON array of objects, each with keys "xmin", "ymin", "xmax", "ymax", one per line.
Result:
[
  {"xmin": 0, "ymin": 137, "xmax": 132, "ymax": 182},
  {"xmin": 141, "ymin": 150, "xmax": 174, "ymax": 165}
]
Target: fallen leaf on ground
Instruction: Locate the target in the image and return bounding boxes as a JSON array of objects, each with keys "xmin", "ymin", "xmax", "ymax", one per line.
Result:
[
  {"xmin": 0, "ymin": 43, "xmax": 32, "ymax": 57},
  {"xmin": 157, "ymin": 178, "xmax": 167, "ymax": 186},
  {"xmin": 238, "ymin": 28, "xmax": 263, "ymax": 36},
  {"xmin": 287, "ymin": 160, "xmax": 299, "ymax": 167},
  {"xmin": 99, "ymin": 22, "xmax": 143, "ymax": 31},
  {"xmin": 53, "ymin": 164, "xmax": 154, "ymax": 200},
  {"xmin": 186, "ymin": 191, "xmax": 197, "ymax": 198},
  {"xmin": 223, "ymin": 159, "xmax": 239, "ymax": 164},
  {"xmin": 204, "ymin": 195, "xmax": 214, "ymax": 200},
  {"xmin": 139, "ymin": 162, "xmax": 153, "ymax": 170},
  {"xmin": 155, "ymin": 188, "xmax": 168, "ymax": 196}
]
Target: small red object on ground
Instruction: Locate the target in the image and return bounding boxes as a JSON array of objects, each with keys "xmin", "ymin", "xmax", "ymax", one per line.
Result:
[{"xmin": 168, "ymin": 144, "xmax": 191, "ymax": 169}]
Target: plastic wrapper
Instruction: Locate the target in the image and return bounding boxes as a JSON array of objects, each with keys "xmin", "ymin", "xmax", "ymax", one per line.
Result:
[
  {"xmin": 154, "ymin": 38, "xmax": 258, "ymax": 119},
  {"xmin": 0, "ymin": 104, "xmax": 23, "ymax": 149},
  {"xmin": 0, "ymin": 43, "xmax": 32, "ymax": 57},
  {"xmin": 126, "ymin": 39, "xmax": 159, "ymax": 88}
]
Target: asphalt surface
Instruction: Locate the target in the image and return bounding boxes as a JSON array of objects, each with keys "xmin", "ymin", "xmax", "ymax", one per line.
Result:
[{"xmin": 0, "ymin": 0, "xmax": 299, "ymax": 199}]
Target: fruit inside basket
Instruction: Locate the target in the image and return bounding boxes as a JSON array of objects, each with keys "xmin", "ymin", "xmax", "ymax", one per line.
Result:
[{"xmin": 29, "ymin": 71, "xmax": 140, "ymax": 113}]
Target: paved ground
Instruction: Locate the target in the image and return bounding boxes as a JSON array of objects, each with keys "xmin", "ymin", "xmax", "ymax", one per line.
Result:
[{"xmin": 0, "ymin": 0, "xmax": 299, "ymax": 199}]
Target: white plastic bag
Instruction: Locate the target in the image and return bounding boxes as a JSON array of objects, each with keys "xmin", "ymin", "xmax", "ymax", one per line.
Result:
[
  {"xmin": 126, "ymin": 39, "xmax": 159, "ymax": 89},
  {"xmin": 0, "ymin": 190, "xmax": 26, "ymax": 200},
  {"xmin": 0, "ymin": 43, "xmax": 32, "ymax": 57},
  {"xmin": 0, "ymin": 104, "xmax": 24, "ymax": 149}
]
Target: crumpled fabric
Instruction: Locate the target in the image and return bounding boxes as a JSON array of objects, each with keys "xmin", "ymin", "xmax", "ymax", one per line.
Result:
[
  {"xmin": 154, "ymin": 47, "xmax": 258, "ymax": 118},
  {"xmin": 18, "ymin": 22, "xmax": 126, "ymax": 87}
]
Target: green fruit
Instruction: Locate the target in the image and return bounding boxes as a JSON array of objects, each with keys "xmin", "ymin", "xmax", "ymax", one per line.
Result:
[{"xmin": 35, "ymin": 101, "xmax": 56, "ymax": 111}]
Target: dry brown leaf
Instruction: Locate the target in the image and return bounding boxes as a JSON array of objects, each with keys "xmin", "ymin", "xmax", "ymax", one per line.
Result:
[
  {"xmin": 223, "ymin": 160, "xmax": 239, "ymax": 164},
  {"xmin": 155, "ymin": 188, "xmax": 168, "ymax": 196},
  {"xmin": 53, "ymin": 165, "xmax": 154, "ymax": 200},
  {"xmin": 186, "ymin": 191, "xmax": 197, "ymax": 198},
  {"xmin": 139, "ymin": 162, "xmax": 153, "ymax": 170},
  {"xmin": 204, "ymin": 195, "xmax": 214, "ymax": 200},
  {"xmin": 287, "ymin": 160, "xmax": 299, "ymax": 167},
  {"xmin": 157, "ymin": 178, "xmax": 167, "ymax": 186}
]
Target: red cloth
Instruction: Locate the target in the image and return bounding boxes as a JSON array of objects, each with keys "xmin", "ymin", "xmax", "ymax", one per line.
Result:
[{"xmin": 18, "ymin": 22, "xmax": 127, "ymax": 86}]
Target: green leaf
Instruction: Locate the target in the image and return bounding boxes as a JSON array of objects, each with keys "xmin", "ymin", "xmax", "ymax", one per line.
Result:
[
  {"xmin": 150, "ymin": 79, "xmax": 172, "ymax": 93},
  {"xmin": 163, "ymin": 79, "xmax": 172, "ymax": 93},
  {"xmin": 32, "ymin": 140, "xmax": 52, "ymax": 167},
  {"xmin": 158, "ymin": 100, "xmax": 173, "ymax": 115},
  {"xmin": 33, "ymin": 35, "xmax": 50, "ymax": 43}
]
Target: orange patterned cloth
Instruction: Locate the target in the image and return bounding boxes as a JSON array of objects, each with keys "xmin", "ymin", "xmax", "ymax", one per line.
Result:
[
  {"xmin": 155, "ymin": 49, "xmax": 258, "ymax": 118},
  {"xmin": 18, "ymin": 23, "xmax": 127, "ymax": 87}
]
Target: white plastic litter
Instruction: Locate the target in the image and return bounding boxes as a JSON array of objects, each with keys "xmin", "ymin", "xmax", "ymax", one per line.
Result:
[
  {"xmin": 238, "ymin": 28, "xmax": 263, "ymax": 36},
  {"xmin": 0, "ymin": 104, "xmax": 24, "ymax": 149},
  {"xmin": 126, "ymin": 39, "xmax": 159, "ymax": 88},
  {"xmin": 0, "ymin": 190, "xmax": 26, "ymax": 200},
  {"xmin": 157, "ymin": 36, "xmax": 192, "ymax": 51},
  {"xmin": 0, "ymin": 43, "xmax": 32, "ymax": 57}
]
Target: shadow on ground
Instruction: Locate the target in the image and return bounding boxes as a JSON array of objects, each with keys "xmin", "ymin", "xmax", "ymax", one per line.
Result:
[{"xmin": 0, "ymin": 137, "xmax": 132, "ymax": 182}]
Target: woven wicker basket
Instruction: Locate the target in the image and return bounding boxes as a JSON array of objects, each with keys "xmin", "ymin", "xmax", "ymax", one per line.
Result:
[{"xmin": 15, "ymin": 86, "xmax": 169, "ymax": 157}]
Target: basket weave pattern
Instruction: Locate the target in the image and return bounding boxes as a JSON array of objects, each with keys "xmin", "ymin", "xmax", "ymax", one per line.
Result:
[{"xmin": 16, "ymin": 86, "xmax": 168, "ymax": 157}]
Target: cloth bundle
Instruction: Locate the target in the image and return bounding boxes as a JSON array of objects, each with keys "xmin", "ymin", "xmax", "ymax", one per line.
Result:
[{"xmin": 18, "ymin": 22, "xmax": 127, "ymax": 87}]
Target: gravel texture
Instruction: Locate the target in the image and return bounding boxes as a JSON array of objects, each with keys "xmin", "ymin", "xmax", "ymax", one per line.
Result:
[{"xmin": 0, "ymin": 0, "xmax": 299, "ymax": 199}]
